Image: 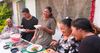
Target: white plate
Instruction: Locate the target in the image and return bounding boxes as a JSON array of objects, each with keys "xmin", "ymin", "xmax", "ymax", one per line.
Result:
[
  {"xmin": 19, "ymin": 29, "xmax": 26, "ymax": 32},
  {"xmin": 34, "ymin": 25, "xmax": 41, "ymax": 29},
  {"xmin": 26, "ymin": 44, "xmax": 42, "ymax": 52},
  {"xmin": 0, "ymin": 32, "xmax": 12, "ymax": 39}
]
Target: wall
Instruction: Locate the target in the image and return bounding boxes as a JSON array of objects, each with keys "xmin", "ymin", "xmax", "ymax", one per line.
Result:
[
  {"xmin": 12, "ymin": 0, "xmax": 18, "ymax": 25},
  {"xmin": 94, "ymin": 0, "xmax": 100, "ymax": 27},
  {"xmin": 12, "ymin": 0, "xmax": 25, "ymax": 25},
  {"xmin": 12, "ymin": 0, "xmax": 36, "ymax": 25},
  {"xmin": 36, "ymin": 0, "xmax": 91, "ymax": 40},
  {"xmin": 25, "ymin": 0, "xmax": 36, "ymax": 17},
  {"xmin": 36, "ymin": 0, "xmax": 91, "ymax": 21}
]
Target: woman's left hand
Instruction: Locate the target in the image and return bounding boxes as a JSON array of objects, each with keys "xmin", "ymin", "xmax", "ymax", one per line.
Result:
[
  {"xmin": 39, "ymin": 26, "xmax": 46, "ymax": 31},
  {"xmin": 47, "ymin": 49, "xmax": 57, "ymax": 53}
]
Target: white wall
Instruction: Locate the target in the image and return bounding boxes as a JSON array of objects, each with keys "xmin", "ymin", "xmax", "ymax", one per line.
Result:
[
  {"xmin": 94, "ymin": 0, "xmax": 100, "ymax": 27},
  {"xmin": 53, "ymin": 27, "xmax": 62, "ymax": 41},
  {"xmin": 12, "ymin": 0, "xmax": 25, "ymax": 25},
  {"xmin": 12, "ymin": 0, "xmax": 36, "ymax": 25},
  {"xmin": 12, "ymin": 1, "xmax": 19, "ymax": 25},
  {"xmin": 0, "ymin": 0, "xmax": 3, "ymax": 2},
  {"xmin": 25, "ymin": 0, "xmax": 36, "ymax": 17}
]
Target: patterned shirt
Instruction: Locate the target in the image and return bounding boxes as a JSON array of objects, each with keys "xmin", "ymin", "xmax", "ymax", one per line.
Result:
[
  {"xmin": 57, "ymin": 35, "xmax": 80, "ymax": 53},
  {"xmin": 1, "ymin": 25, "xmax": 19, "ymax": 34},
  {"xmin": 32, "ymin": 18, "xmax": 56, "ymax": 48}
]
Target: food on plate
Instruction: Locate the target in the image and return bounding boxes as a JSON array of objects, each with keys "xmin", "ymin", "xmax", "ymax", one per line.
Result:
[
  {"xmin": 38, "ymin": 50, "xmax": 48, "ymax": 53},
  {"xmin": 27, "ymin": 44, "xmax": 42, "ymax": 52},
  {"xmin": 31, "ymin": 47, "xmax": 38, "ymax": 52}
]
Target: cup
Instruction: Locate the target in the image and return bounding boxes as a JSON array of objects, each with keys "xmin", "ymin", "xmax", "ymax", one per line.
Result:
[{"xmin": 10, "ymin": 34, "xmax": 21, "ymax": 43}]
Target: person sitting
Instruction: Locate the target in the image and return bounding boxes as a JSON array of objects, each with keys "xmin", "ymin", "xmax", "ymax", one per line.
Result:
[
  {"xmin": 71, "ymin": 18, "xmax": 100, "ymax": 53},
  {"xmin": 1, "ymin": 18, "xmax": 19, "ymax": 34},
  {"xmin": 50, "ymin": 17, "xmax": 80, "ymax": 53}
]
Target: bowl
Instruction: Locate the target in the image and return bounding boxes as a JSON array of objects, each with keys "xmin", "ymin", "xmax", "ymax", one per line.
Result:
[
  {"xmin": 11, "ymin": 48, "xmax": 19, "ymax": 53},
  {"xmin": 0, "ymin": 32, "xmax": 12, "ymax": 39},
  {"xmin": 10, "ymin": 34, "xmax": 21, "ymax": 43}
]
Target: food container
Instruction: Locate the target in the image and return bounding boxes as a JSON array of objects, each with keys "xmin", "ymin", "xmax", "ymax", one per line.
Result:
[{"xmin": 10, "ymin": 34, "xmax": 21, "ymax": 43}]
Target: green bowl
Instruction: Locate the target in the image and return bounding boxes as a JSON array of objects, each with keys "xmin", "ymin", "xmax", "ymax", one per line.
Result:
[
  {"xmin": 21, "ymin": 49, "xmax": 37, "ymax": 53},
  {"xmin": 21, "ymin": 48, "xmax": 45, "ymax": 53},
  {"xmin": 5, "ymin": 42, "xmax": 13, "ymax": 47}
]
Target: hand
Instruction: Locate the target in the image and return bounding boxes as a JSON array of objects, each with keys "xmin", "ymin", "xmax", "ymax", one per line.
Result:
[
  {"xmin": 15, "ymin": 25, "xmax": 23, "ymax": 28},
  {"xmin": 25, "ymin": 29, "xmax": 31, "ymax": 33},
  {"xmin": 50, "ymin": 40, "xmax": 58, "ymax": 46},
  {"xmin": 38, "ymin": 26, "xmax": 46, "ymax": 30},
  {"xmin": 47, "ymin": 49, "xmax": 57, "ymax": 53},
  {"xmin": 25, "ymin": 29, "xmax": 35, "ymax": 33}
]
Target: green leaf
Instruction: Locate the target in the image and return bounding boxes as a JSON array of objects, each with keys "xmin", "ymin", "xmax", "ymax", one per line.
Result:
[{"xmin": 0, "ymin": 2, "xmax": 12, "ymax": 33}]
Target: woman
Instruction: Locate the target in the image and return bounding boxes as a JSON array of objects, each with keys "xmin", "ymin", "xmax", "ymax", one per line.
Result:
[
  {"xmin": 91, "ymin": 23, "xmax": 100, "ymax": 35},
  {"xmin": 50, "ymin": 17, "xmax": 79, "ymax": 53},
  {"xmin": 71, "ymin": 18, "xmax": 100, "ymax": 53},
  {"xmin": 2, "ymin": 18, "xmax": 19, "ymax": 34},
  {"xmin": 31, "ymin": 6, "xmax": 56, "ymax": 48}
]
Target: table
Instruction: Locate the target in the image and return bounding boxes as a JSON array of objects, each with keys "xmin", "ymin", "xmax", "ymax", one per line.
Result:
[
  {"xmin": 0, "ymin": 38, "xmax": 46, "ymax": 53},
  {"xmin": 0, "ymin": 39, "xmax": 15, "ymax": 53}
]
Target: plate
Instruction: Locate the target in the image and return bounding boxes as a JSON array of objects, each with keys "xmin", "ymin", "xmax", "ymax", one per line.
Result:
[
  {"xmin": 0, "ymin": 32, "xmax": 11, "ymax": 39},
  {"xmin": 26, "ymin": 44, "xmax": 42, "ymax": 52},
  {"xmin": 34, "ymin": 25, "xmax": 41, "ymax": 29},
  {"xmin": 19, "ymin": 29, "xmax": 26, "ymax": 32}
]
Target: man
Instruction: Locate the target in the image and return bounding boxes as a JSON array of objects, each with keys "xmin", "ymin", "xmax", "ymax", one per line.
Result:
[
  {"xmin": 21, "ymin": 8, "xmax": 38, "ymax": 41},
  {"xmin": 2, "ymin": 18, "xmax": 19, "ymax": 34}
]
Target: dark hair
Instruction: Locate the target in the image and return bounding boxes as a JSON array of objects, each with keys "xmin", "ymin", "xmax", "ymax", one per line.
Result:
[
  {"xmin": 22, "ymin": 8, "xmax": 29, "ymax": 13},
  {"xmin": 61, "ymin": 17, "xmax": 72, "ymax": 28},
  {"xmin": 91, "ymin": 24, "xmax": 100, "ymax": 34},
  {"xmin": 45, "ymin": 6, "xmax": 56, "ymax": 24},
  {"xmin": 45, "ymin": 6, "xmax": 52, "ymax": 13},
  {"xmin": 45, "ymin": 6, "xmax": 53, "ymax": 18},
  {"xmin": 72, "ymin": 18, "xmax": 94, "ymax": 32}
]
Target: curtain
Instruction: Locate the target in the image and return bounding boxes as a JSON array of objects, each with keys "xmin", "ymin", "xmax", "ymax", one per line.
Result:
[{"xmin": 89, "ymin": 0, "xmax": 96, "ymax": 22}]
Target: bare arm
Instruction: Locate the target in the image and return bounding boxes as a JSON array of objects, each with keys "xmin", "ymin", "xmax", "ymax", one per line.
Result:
[
  {"xmin": 25, "ymin": 29, "xmax": 35, "ymax": 33},
  {"xmin": 41, "ymin": 27, "xmax": 55, "ymax": 35},
  {"xmin": 30, "ymin": 29, "xmax": 39, "ymax": 43},
  {"xmin": 41, "ymin": 19, "xmax": 56, "ymax": 35}
]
